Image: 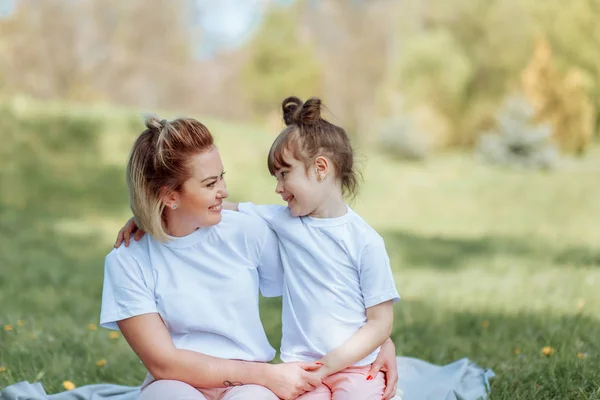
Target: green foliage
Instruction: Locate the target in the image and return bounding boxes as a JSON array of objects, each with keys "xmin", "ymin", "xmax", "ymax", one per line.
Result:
[
  {"xmin": 387, "ymin": 0, "xmax": 536, "ymax": 147},
  {"xmin": 476, "ymin": 96, "xmax": 558, "ymax": 169},
  {"xmin": 241, "ymin": 6, "xmax": 323, "ymax": 116},
  {"xmin": 397, "ymin": 30, "xmax": 472, "ymax": 118}
]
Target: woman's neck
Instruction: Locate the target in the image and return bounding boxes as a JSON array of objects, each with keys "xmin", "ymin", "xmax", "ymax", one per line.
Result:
[{"xmin": 164, "ymin": 209, "xmax": 201, "ymax": 237}]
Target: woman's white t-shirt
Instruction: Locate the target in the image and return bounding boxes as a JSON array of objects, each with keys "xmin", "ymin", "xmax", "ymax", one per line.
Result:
[
  {"xmin": 100, "ymin": 210, "xmax": 283, "ymax": 362},
  {"xmin": 238, "ymin": 203, "xmax": 400, "ymax": 366}
]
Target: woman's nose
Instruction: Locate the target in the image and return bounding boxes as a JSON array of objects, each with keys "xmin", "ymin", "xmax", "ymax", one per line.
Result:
[{"xmin": 218, "ymin": 179, "xmax": 229, "ymax": 198}]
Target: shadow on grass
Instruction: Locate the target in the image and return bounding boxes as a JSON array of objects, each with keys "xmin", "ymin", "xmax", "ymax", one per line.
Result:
[
  {"xmin": 257, "ymin": 297, "xmax": 600, "ymax": 400},
  {"xmin": 381, "ymin": 230, "xmax": 600, "ymax": 270},
  {"xmin": 0, "ymin": 107, "xmax": 132, "ymax": 318}
]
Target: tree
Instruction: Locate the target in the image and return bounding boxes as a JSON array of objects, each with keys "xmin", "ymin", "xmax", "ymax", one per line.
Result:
[
  {"xmin": 241, "ymin": 4, "xmax": 323, "ymax": 117},
  {"xmin": 385, "ymin": 0, "xmax": 536, "ymax": 147},
  {"xmin": 522, "ymin": 37, "xmax": 595, "ymax": 154}
]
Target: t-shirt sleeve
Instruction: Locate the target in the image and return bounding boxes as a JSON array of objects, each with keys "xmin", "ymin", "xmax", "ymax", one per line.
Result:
[
  {"xmin": 100, "ymin": 250, "xmax": 158, "ymax": 330},
  {"xmin": 359, "ymin": 237, "xmax": 400, "ymax": 308},
  {"xmin": 256, "ymin": 223, "xmax": 284, "ymax": 298},
  {"xmin": 238, "ymin": 203, "xmax": 286, "ymax": 227}
]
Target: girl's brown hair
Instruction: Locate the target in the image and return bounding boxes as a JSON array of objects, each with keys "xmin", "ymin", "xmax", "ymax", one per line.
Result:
[
  {"xmin": 267, "ymin": 96, "xmax": 359, "ymax": 198},
  {"xmin": 127, "ymin": 115, "xmax": 214, "ymax": 242}
]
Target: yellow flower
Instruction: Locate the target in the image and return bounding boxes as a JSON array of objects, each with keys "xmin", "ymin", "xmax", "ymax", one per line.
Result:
[
  {"xmin": 481, "ymin": 320, "xmax": 490, "ymax": 329},
  {"xmin": 88, "ymin": 324, "xmax": 97, "ymax": 331},
  {"xmin": 4, "ymin": 325, "xmax": 13, "ymax": 331},
  {"xmin": 542, "ymin": 346, "xmax": 555, "ymax": 356},
  {"xmin": 577, "ymin": 352, "xmax": 585, "ymax": 359},
  {"xmin": 108, "ymin": 332, "xmax": 120, "ymax": 339},
  {"xmin": 17, "ymin": 320, "xmax": 25, "ymax": 327},
  {"xmin": 513, "ymin": 347, "xmax": 521, "ymax": 355},
  {"xmin": 577, "ymin": 299, "xmax": 585, "ymax": 311},
  {"xmin": 63, "ymin": 381, "xmax": 76, "ymax": 390},
  {"xmin": 0, "ymin": 367, "xmax": 6, "ymax": 373},
  {"xmin": 96, "ymin": 359, "xmax": 107, "ymax": 366}
]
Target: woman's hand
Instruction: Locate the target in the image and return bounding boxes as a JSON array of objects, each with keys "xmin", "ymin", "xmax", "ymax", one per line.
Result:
[
  {"xmin": 368, "ymin": 338, "xmax": 399, "ymax": 400},
  {"xmin": 114, "ymin": 217, "xmax": 145, "ymax": 248},
  {"xmin": 263, "ymin": 362, "xmax": 322, "ymax": 400}
]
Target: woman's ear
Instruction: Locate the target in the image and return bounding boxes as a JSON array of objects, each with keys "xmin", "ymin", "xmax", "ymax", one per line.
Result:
[{"xmin": 161, "ymin": 187, "xmax": 180, "ymax": 210}]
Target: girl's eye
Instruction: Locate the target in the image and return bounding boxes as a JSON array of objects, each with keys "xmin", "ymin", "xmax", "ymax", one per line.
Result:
[{"xmin": 280, "ymin": 171, "xmax": 287, "ymax": 178}]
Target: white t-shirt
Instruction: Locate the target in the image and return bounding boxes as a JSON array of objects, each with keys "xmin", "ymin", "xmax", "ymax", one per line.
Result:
[
  {"xmin": 238, "ymin": 203, "xmax": 400, "ymax": 366},
  {"xmin": 100, "ymin": 210, "xmax": 283, "ymax": 362}
]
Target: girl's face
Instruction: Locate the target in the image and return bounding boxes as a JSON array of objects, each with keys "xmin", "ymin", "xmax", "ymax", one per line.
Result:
[
  {"xmin": 273, "ymin": 151, "xmax": 324, "ymax": 217},
  {"xmin": 167, "ymin": 147, "xmax": 228, "ymax": 229}
]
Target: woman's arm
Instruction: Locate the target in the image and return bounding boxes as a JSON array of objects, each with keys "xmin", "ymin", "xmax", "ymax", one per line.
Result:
[
  {"xmin": 314, "ymin": 300, "xmax": 394, "ymax": 378},
  {"xmin": 118, "ymin": 313, "xmax": 322, "ymax": 399}
]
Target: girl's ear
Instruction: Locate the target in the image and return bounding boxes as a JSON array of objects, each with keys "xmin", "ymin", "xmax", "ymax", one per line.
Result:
[{"xmin": 314, "ymin": 156, "xmax": 329, "ymax": 181}]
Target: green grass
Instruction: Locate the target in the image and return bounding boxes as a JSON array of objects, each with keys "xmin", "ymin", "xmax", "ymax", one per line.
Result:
[{"xmin": 0, "ymin": 100, "xmax": 599, "ymax": 399}]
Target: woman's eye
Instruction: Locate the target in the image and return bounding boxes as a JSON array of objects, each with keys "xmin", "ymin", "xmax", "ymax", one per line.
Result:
[{"xmin": 207, "ymin": 181, "xmax": 217, "ymax": 188}]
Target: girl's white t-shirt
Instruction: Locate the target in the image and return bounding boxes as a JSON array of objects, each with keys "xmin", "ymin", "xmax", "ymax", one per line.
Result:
[
  {"xmin": 100, "ymin": 210, "xmax": 283, "ymax": 362},
  {"xmin": 238, "ymin": 203, "xmax": 400, "ymax": 366}
]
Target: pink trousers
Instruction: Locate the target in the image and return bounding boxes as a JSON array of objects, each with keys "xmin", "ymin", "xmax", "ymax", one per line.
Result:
[
  {"xmin": 139, "ymin": 375, "xmax": 278, "ymax": 400},
  {"xmin": 296, "ymin": 366, "xmax": 385, "ymax": 400}
]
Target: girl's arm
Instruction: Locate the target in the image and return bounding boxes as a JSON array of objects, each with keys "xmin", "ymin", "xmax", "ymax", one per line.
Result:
[
  {"xmin": 114, "ymin": 217, "xmax": 143, "ymax": 247},
  {"xmin": 223, "ymin": 201, "xmax": 239, "ymax": 211},
  {"xmin": 114, "ymin": 201, "xmax": 240, "ymax": 247},
  {"xmin": 315, "ymin": 300, "xmax": 394, "ymax": 378},
  {"xmin": 118, "ymin": 313, "xmax": 322, "ymax": 399}
]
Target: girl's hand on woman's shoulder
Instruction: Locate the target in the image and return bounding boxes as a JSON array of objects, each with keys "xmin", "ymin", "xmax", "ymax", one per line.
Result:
[
  {"xmin": 263, "ymin": 362, "xmax": 322, "ymax": 400},
  {"xmin": 114, "ymin": 217, "xmax": 145, "ymax": 248}
]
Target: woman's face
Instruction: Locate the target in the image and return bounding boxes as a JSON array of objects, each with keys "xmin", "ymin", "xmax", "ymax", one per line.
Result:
[{"xmin": 169, "ymin": 146, "xmax": 228, "ymax": 231}]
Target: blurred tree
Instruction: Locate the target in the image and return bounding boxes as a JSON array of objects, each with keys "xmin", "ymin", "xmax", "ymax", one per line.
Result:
[
  {"xmin": 476, "ymin": 95, "xmax": 557, "ymax": 169},
  {"xmin": 522, "ymin": 37, "xmax": 595, "ymax": 155},
  {"xmin": 298, "ymin": 0, "xmax": 392, "ymax": 141},
  {"xmin": 529, "ymin": 0, "xmax": 600, "ymax": 133},
  {"xmin": 0, "ymin": 0, "xmax": 196, "ymax": 110},
  {"xmin": 384, "ymin": 0, "xmax": 535, "ymax": 147},
  {"xmin": 241, "ymin": 4, "xmax": 323, "ymax": 118}
]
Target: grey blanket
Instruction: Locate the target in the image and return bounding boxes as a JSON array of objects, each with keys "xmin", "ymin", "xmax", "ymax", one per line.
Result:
[{"xmin": 1, "ymin": 357, "xmax": 494, "ymax": 400}]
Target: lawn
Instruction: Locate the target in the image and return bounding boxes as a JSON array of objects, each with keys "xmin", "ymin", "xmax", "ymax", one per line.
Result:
[{"xmin": 1, "ymin": 100, "xmax": 599, "ymax": 399}]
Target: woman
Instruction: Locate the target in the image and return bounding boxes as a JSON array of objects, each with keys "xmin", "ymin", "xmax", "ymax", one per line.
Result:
[{"xmin": 102, "ymin": 115, "xmax": 399, "ymax": 400}]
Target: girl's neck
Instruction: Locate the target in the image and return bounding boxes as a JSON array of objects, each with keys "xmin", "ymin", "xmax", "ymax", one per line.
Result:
[{"xmin": 308, "ymin": 190, "xmax": 347, "ymax": 219}]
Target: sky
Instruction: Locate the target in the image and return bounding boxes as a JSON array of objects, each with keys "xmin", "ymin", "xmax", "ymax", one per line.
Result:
[{"xmin": 193, "ymin": 0, "xmax": 272, "ymax": 56}]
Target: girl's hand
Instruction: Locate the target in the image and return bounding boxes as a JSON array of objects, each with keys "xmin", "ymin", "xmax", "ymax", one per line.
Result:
[
  {"xmin": 263, "ymin": 362, "xmax": 322, "ymax": 400},
  {"xmin": 114, "ymin": 217, "xmax": 145, "ymax": 248},
  {"xmin": 368, "ymin": 338, "xmax": 399, "ymax": 400}
]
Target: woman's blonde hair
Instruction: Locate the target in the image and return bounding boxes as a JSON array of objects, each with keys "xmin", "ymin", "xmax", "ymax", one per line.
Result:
[{"xmin": 126, "ymin": 115, "xmax": 214, "ymax": 242}]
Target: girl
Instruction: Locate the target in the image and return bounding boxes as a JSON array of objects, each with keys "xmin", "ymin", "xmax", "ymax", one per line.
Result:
[{"xmin": 226, "ymin": 97, "xmax": 399, "ymax": 399}]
